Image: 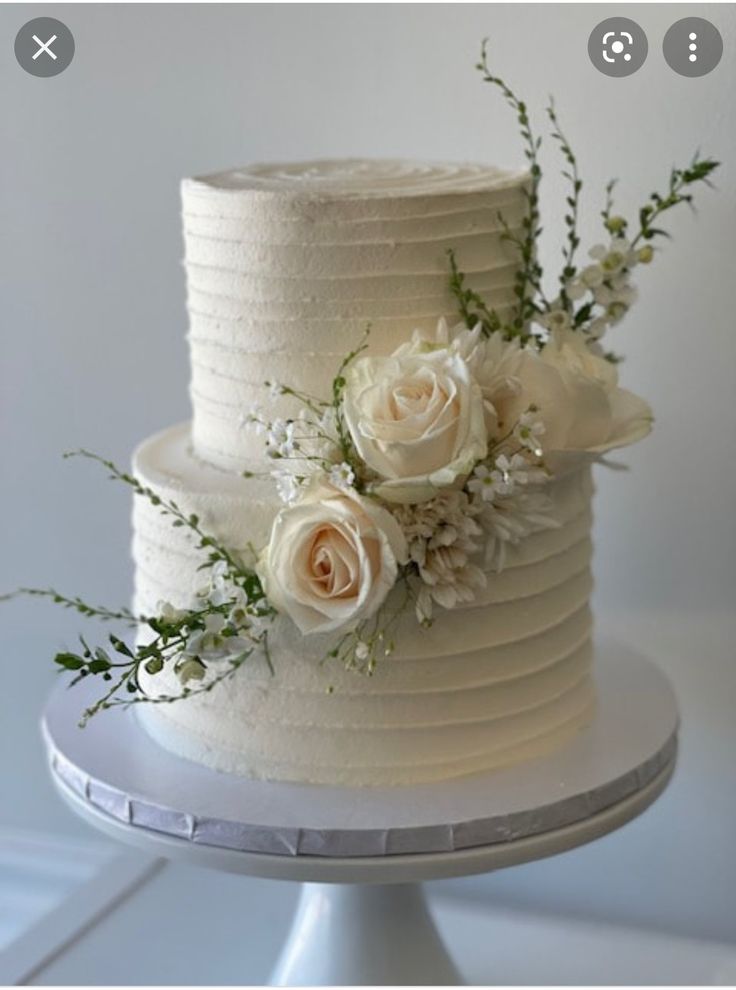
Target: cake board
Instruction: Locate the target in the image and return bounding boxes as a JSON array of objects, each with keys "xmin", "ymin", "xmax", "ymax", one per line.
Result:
[{"xmin": 42, "ymin": 639, "xmax": 678, "ymax": 986}]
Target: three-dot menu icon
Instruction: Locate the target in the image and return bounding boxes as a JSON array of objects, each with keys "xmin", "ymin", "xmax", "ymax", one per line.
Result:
[
  {"xmin": 688, "ymin": 32, "xmax": 698, "ymax": 64},
  {"xmin": 663, "ymin": 17, "xmax": 723, "ymax": 77}
]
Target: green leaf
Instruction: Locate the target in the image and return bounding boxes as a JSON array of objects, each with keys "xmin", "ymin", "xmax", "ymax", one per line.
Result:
[
  {"xmin": 109, "ymin": 635, "xmax": 133, "ymax": 657},
  {"xmin": 88, "ymin": 658, "xmax": 111, "ymax": 674},
  {"xmin": 55, "ymin": 652, "xmax": 85, "ymax": 670}
]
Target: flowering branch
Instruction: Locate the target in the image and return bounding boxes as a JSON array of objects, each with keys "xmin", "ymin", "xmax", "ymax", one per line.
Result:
[
  {"xmin": 622, "ymin": 155, "xmax": 719, "ymax": 247},
  {"xmin": 3, "ymin": 452, "xmax": 277, "ymax": 725},
  {"xmin": 449, "ymin": 43, "xmax": 719, "ymax": 349}
]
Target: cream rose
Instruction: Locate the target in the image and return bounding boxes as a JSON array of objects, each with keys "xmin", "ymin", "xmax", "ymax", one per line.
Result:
[
  {"xmin": 342, "ymin": 348, "xmax": 488, "ymax": 503},
  {"xmin": 257, "ymin": 484, "xmax": 408, "ymax": 635},
  {"xmin": 477, "ymin": 330, "xmax": 652, "ymax": 455}
]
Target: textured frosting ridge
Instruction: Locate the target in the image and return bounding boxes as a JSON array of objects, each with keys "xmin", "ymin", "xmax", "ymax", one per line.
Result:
[
  {"xmin": 133, "ymin": 425, "xmax": 596, "ymax": 785},
  {"xmin": 182, "ymin": 159, "xmax": 530, "ymax": 472}
]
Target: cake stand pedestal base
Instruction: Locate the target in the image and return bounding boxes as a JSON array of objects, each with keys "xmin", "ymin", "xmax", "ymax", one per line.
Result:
[
  {"xmin": 270, "ymin": 883, "xmax": 461, "ymax": 986},
  {"xmin": 42, "ymin": 641, "xmax": 678, "ymax": 987}
]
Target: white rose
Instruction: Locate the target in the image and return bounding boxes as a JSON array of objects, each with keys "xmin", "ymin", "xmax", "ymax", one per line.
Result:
[
  {"xmin": 509, "ymin": 330, "xmax": 653, "ymax": 454},
  {"xmin": 342, "ymin": 348, "xmax": 488, "ymax": 503},
  {"xmin": 257, "ymin": 483, "xmax": 408, "ymax": 635}
]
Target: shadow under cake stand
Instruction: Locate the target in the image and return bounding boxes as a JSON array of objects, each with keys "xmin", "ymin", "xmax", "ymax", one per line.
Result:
[{"xmin": 42, "ymin": 639, "xmax": 678, "ymax": 986}]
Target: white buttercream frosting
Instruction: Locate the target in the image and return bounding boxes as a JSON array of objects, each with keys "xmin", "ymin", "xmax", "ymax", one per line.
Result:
[
  {"xmin": 181, "ymin": 159, "xmax": 530, "ymax": 472},
  {"xmin": 133, "ymin": 424, "xmax": 596, "ymax": 785}
]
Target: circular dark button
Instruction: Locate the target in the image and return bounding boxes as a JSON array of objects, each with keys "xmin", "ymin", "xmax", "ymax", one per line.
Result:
[
  {"xmin": 588, "ymin": 18, "xmax": 648, "ymax": 77},
  {"xmin": 15, "ymin": 17, "xmax": 75, "ymax": 78}
]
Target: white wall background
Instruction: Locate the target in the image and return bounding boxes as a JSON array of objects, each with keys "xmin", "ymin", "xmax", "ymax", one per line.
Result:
[{"xmin": 2, "ymin": 0, "xmax": 735, "ymax": 963}]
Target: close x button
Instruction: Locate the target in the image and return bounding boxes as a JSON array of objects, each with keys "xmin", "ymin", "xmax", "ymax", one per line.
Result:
[{"xmin": 15, "ymin": 17, "xmax": 75, "ymax": 77}]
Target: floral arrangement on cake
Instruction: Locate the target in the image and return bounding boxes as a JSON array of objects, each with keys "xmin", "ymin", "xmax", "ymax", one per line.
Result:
[{"xmin": 3, "ymin": 43, "xmax": 718, "ymax": 725}]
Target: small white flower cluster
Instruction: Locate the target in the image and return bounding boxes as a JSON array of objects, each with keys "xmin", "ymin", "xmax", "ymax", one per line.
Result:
[
  {"xmin": 328, "ymin": 461, "xmax": 356, "ymax": 491},
  {"xmin": 243, "ymin": 395, "xmax": 349, "ymax": 506},
  {"xmin": 157, "ymin": 563, "xmax": 268, "ymax": 688},
  {"xmin": 540, "ymin": 237, "xmax": 652, "ymax": 341},
  {"xmin": 265, "ymin": 419, "xmax": 298, "ymax": 459},
  {"xmin": 468, "ymin": 450, "xmax": 547, "ymax": 503}
]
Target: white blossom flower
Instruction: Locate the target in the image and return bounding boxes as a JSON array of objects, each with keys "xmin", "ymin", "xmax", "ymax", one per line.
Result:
[
  {"xmin": 328, "ymin": 461, "xmax": 356, "ymax": 491},
  {"xmin": 593, "ymin": 274, "xmax": 637, "ymax": 310},
  {"xmin": 273, "ymin": 469, "xmax": 302, "ymax": 505},
  {"xmin": 266, "ymin": 419, "xmax": 298, "ymax": 458},
  {"xmin": 196, "ymin": 560, "xmax": 231, "ymax": 607},
  {"xmin": 467, "ymin": 464, "xmax": 509, "ymax": 502},
  {"xmin": 355, "ymin": 640, "xmax": 370, "ymax": 662},
  {"xmin": 602, "ymin": 239, "xmax": 633, "ymax": 275},
  {"xmin": 267, "ymin": 380, "xmax": 285, "ymax": 399},
  {"xmin": 565, "ymin": 279, "xmax": 588, "ymax": 301},
  {"xmin": 513, "ymin": 410, "xmax": 546, "ymax": 456},
  {"xmin": 184, "ymin": 613, "xmax": 226, "ymax": 657},
  {"xmin": 580, "ymin": 263, "xmax": 605, "ymax": 288},
  {"xmin": 156, "ymin": 600, "xmax": 189, "ymax": 623},
  {"xmin": 493, "ymin": 452, "xmax": 540, "ymax": 493},
  {"xmin": 227, "ymin": 587, "xmax": 251, "ymax": 629},
  {"xmin": 537, "ymin": 307, "xmax": 573, "ymax": 334}
]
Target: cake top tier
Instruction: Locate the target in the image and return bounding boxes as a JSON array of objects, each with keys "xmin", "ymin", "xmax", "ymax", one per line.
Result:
[
  {"xmin": 183, "ymin": 157, "xmax": 530, "ymax": 473},
  {"xmin": 183, "ymin": 158, "xmax": 527, "ymax": 202}
]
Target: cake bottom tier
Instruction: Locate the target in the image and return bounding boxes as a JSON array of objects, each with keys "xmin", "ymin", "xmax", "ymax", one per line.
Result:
[{"xmin": 132, "ymin": 424, "xmax": 597, "ymax": 786}]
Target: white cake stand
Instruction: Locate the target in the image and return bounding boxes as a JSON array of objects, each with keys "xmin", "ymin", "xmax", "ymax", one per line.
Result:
[{"xmin": 42, "ymin": 641, "xmax": 678, "ymax": 986}]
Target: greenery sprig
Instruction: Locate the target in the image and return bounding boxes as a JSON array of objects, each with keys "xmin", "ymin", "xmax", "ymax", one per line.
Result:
[
  {"xmin": 612, "ymin": 155, "xmax": 720, "ymax": 247},
  {"xmin": 331, "ymin": 325, "xmax": 371, "ymax": 468},
  {"xmin": 3, "ymin": 452, "xmax": 276, "ymax": 726},
  {"xmin": 546, "ymin": 97, "xmax": 582, "ymax": 305},
  {"xmin": 476, "ymin": 38, "xmax": 544, "ymax": 333},
  {"xmin": 447, "ymin": 248, "xmax": 503, "ymax": 337},
  {"xmin": 449, "ymin": 41, "xmax": 719, "ymax": 348},
  {"xmin": 0, "ymin": 587, "xmax": 137, "ymax": 625}
]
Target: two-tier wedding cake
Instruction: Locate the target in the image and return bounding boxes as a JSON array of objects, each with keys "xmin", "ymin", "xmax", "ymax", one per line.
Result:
[{"xmin": 132, "ymin": 160, "xmax": 598, "ymax": 785}]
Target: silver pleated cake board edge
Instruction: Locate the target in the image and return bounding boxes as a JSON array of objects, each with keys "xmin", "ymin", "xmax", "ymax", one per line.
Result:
[{"xmin": 42, "ymin": 637, "xmax": 678, "ymax": 876}]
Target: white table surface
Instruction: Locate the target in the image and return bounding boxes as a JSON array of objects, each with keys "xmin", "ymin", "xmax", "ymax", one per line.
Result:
[{"xmin": 22, "ymin": 861, "xmax": 736, "ymax": 986}]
